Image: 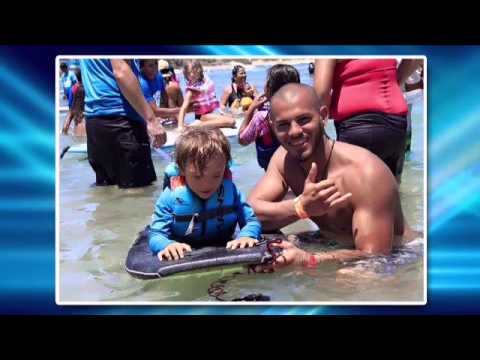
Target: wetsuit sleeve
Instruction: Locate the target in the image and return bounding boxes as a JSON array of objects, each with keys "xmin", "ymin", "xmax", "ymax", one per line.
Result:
[
  {"xmin": 149, "ymin": 188, "xmax": 175, "ymax": 254},
  {"xmin": 234, "ymin": 184, "xmax": 262, "ymax": 239},
  {"xmin": 238, "ymin": 110, "xmax": 265, "ymax": 144}
]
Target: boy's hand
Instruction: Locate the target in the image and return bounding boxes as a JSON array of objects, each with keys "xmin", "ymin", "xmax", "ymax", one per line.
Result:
[
  {"xmin": 226, "ymin": 237, "xmax": 259, "ymax": 250},
  {"xmin": 157, "ymin": 242, "xmax": 192, "ymax": 261}
]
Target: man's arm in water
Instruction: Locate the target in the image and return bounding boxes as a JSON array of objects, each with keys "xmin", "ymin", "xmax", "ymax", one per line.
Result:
[
  {"xmin": 255, "ymin": 169, "xmax": 398, "ymax": 272},
  {"xmin": 255, "ymin": 166, "xmax": 398, "ymax": 271}
]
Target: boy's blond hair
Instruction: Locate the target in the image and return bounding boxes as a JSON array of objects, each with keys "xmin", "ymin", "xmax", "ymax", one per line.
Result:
[{"xmin": 175, "ymin": 127, "xmax": 231, "ymax": 174}]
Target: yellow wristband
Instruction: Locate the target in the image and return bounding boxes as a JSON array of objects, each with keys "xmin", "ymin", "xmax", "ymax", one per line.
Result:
[{"xmin": 294, "ymin": 195, "xmax": 309, "ymax": 219}]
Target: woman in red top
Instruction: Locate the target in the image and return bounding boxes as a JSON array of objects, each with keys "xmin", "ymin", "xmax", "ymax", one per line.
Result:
[{"xmin": 314, "ymin": 59, "xmax": 419, "ymax": 181}]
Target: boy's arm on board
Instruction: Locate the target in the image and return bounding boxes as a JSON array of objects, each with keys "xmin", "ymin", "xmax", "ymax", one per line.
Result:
[{"xmin": 149, "ymin": 189, "xmax": 176, "ymax": 254}]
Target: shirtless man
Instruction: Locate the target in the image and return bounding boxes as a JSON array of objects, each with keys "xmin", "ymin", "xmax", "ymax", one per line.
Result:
[{"xmin": 248, "ymin": 83, "xmax": 419, "ymax": 270}]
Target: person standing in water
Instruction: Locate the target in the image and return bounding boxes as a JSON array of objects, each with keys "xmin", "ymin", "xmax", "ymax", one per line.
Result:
[
  {"xmin": 60, "ymin": 61, "xmax": 77, "ymax": 101},
  {"xmin": 314, "ymin": 58, "xmax": 418, "ymax": 182},
  {"xmin": 396, "ymin": 59, "xmax": 424, "ymax": 178},
  {"xmin": 62, "ymin": 67, "xmax": 86, "ymax": 137},
  {"xmin": 80, "ymin": 59, "xmax": 166, "ymax": 188}
]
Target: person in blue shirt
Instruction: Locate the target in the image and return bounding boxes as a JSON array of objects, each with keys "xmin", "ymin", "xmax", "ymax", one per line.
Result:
[
  {"xmin": 138, "ymin": 59, "xmax": 180, "ymax": 124},
  {"xmin": 60, "ymin": 61, "xmax": 77, "ymax": 103},
  {"xmin": 80, "ymin": 59, "xmax": 167, "ymax": 188},
  {"xmin": 150, "ymin": 127, "xmax": 262, "ymax": 261}
]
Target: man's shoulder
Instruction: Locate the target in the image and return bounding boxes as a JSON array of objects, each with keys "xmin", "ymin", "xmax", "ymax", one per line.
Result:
[
  {"xmin": 337, "ymin": 141, "xmax": 380, "ymax": 171},
  {"xmin": 270, "ymin": 146, "xmax": 288, "ymax": 167},
  {"xmin": 336, "ymin": 142, "xmax": 396, "ymax": 201},
  {"xmin": 268, "ymin": 146, "xmax": 290, "ymax": 182}
]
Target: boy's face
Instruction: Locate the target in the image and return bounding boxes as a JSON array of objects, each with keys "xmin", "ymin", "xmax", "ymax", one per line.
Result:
[{"xmin": 183, "ymin": 156, "xmax": 227, "ymax": 199}]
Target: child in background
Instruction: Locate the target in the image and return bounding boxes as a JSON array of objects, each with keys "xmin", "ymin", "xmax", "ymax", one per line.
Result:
[
  {"xmin": 177, "ymin": 61, "xmax": 236, "ymax": 131},
  {"xmin": 62, "ymin": 67, "xmax": 86, "ymax": 137},
  {"xmin": 150, "ymin": 127, "xmax": 262, "ymax": 260},
  {"xmin": 238, "ymin": 64, "xmax": 301, "ymax": 171}
]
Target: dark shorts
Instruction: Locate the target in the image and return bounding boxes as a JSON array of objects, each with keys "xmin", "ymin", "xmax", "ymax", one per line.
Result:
[
  {"xmin": 335, "ymin": 113, "xmax": 407, "ymax": 177},
  {"xmin": 85, "ymin": 116, "xmax": 157, "ymax": 188}
]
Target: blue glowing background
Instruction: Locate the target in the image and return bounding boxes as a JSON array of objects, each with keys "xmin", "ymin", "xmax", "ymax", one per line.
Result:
[{"xmin": 0, "ymin": 45, "xmax": 478, "ymax": 314}]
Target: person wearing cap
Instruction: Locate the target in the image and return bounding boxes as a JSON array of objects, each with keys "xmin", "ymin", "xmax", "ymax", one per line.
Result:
[
  {"xmin": 80, "ymin": 59, "xmax": 167, "ymax": 188},
  {"xmin": 158, "ymin": 59, "xmax": 184, "ymax": 109},
  {"xmin": 139, "ymin": 59, "xmax": 180, "ymax": 124}
]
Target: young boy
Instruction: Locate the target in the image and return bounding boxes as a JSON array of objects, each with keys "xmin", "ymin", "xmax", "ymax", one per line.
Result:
[{"xmin": 149, "ymin": 127, "xmax": 262, "ymax": 261}]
